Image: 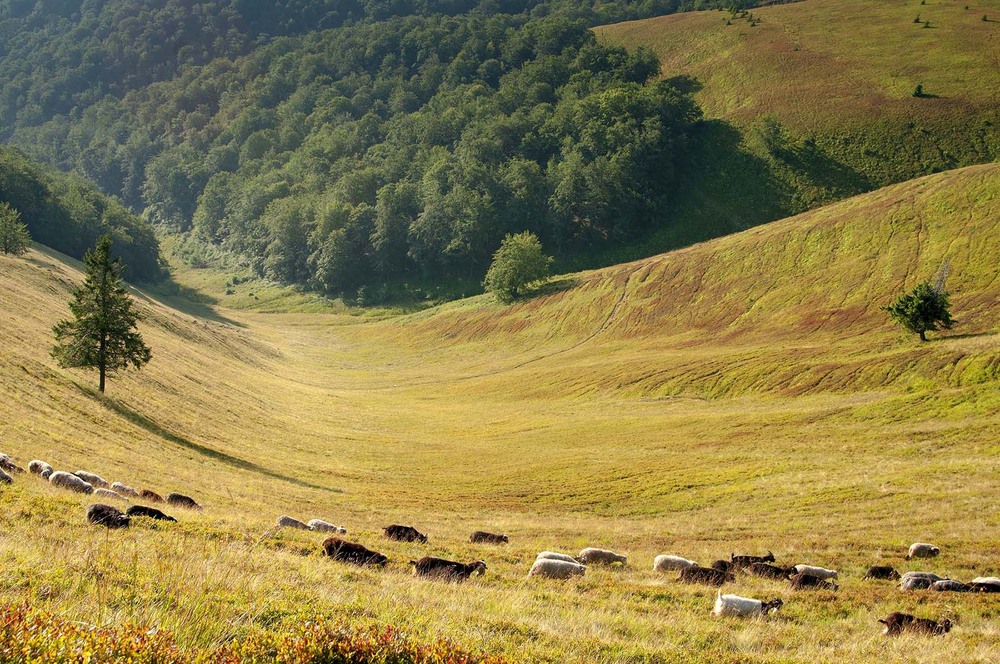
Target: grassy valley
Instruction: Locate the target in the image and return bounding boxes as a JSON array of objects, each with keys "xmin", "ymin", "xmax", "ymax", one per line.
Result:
[{"xmin": 1, "ymin": 165, "xmax": 998, "ymax": 661}]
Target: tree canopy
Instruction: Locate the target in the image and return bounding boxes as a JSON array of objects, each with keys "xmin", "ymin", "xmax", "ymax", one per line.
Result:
[
  {"xmin": 0, "ymin": 202, "xmax": 30, "ymax": 255},
  {"xmin": 483, "ymin": 231, "xmax": 553, "ymax": 301},
  {"xmin": 52, "ymin": 235, "xmax": 152, "ymax": 393},
  {"xmin": 883, "ymin": 281, "xmax": 955, "ymax": 342}
]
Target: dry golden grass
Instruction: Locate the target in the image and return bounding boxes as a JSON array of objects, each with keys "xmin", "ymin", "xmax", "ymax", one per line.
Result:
[{"xmin": 0, "ymin": 165, "xmax": 998, "ymax": 661}]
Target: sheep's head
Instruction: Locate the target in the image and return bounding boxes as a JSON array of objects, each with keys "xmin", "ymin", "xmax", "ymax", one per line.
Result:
[
  {"xmin": 937, "ymin": 619, "xmax": 952, "ymax": 634},
  {"xmin": 888, "ymin": 569, "xmax": 901, "ymax": 580},
  {"xmin": 418, "ymin": 533, "xmax": 428, "ymax": 543},
  {"xmin": 470, "ymin": 560, "xmax": 487, "ymax": 575},
  {"xmin": 762, "ymin": 598, "xmax": 783, "ymax": 613},
  {"xmin": 784, "ymin": 566, "xmax": 798, "ymax": 578},
  {"xmin": 501, "ymin": 535, "xmax": 509, "ymax": 543}
]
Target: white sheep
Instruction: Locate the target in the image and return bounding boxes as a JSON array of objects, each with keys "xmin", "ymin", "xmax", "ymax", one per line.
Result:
[
  {"xmin": 536, "ymin": 551, "xmax": 579, "ymax": 564},
  {"xmin": 276, "ymin": 515, "xmax": 311, "ymax": 530},
  {"xmin": 49, "ymin": 471, "xmax": 94, "ymax": 494},
  {"xmin": 73, "ymin": 471, "xmax": 109, "ymax": 489},
  {"xmin": 793, "ymin": 564, "xmax": 838, "ymax": 580},
  {"xmin": 94, "ymin": 488, "xmax": 129, "ymax": 501},
  {"xmin": 307, "ymin": 519, "xmax": 346, "ymax": 533},
  {"xmin": 578, "ymin": 547, "xmax": 627, "ymax": 565},
  {"xmin": 0, "ymin": 468, "xmax": 12, "ymax": 484},
  {"xmin": 712, "ymin": 590, "xmax": 783, "ymax": 617},
  {"xmin": 972, "ymin": 577, "xmax": 1000, "ymax": 585},
  {"xmin": 528, "ymin": 558, "xmax": 586, "ymax": 579},
  {"xmin": 906, "ymin": 542, "xmax": 940, "ymax": 560},
  {"xmin": 653, "ymin": 554, "xmax": 699, "ymax": 572},
  {"xmin": 29, "ymin": 460, "xmax": 53, "ymax": 479},
  {"xmin": 111, "ymin": 482, "xmax": 140, "ymax": 498}
]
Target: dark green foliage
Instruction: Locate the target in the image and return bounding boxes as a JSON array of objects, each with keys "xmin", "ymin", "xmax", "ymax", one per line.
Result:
[
  {"xmin": 0, "ymin": 201, "xmax": 30, "ymax": 254},
  {"xmin": 882, "ymin": 282, "xmax": 955, "ymax": 342},
  {"xmin": 52, "ymin": 236, "xmax": 152, "ymax": 392},
  {"xmin": 483, "ymin": 231, "xmax": 553, "ymax": 301},
  {"xmin": 0, "ymin": 146, "xmax": 162, "ymax": 280}
]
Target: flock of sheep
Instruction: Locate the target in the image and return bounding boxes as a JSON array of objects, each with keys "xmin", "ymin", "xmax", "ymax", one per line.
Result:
[{"xmin": 4, "ymin": 451, "xmax": 998, "ymax": 639}]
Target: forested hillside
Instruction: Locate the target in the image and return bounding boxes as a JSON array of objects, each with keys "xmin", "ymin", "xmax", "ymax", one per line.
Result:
[{"xmin": 0, "ymin": 145, "xmax": 161, "ymax": 280}]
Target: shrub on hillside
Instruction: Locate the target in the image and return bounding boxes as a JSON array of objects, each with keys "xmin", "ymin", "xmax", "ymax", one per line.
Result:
[
  {"xmin": 882, "ymin": 281, "xmax": 955, "ymax": 342},
  {"xmin": 483, "ymin": 232, "xmax": 553, "ymax": 302},
  {"xmin": 0, "ymin": 203, "xmax": 31, "ymax": 255}
]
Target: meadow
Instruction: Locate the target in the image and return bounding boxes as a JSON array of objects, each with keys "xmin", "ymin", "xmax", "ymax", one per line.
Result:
[{"xmin": 0, "ymin": 164, "xmax": 998, "ymax": 661}]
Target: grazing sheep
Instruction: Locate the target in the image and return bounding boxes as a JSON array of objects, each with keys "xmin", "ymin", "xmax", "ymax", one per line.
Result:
[
  {"xmin": 680, "ymin": 566, "xmax": 735, "ymax": 586},
  {"xmin": 382, "ymin": 524, "xmax": 427, "ymax": 543},
  {"xmin": 731, "ymin": 551, "xmax": 775, "ymax": 569},
  {"xmin": 410, "ymin": 557, "xmax": 487, "ymax": 582},
  {"xmin": 73, "ymin": 471, "xmax": 109, "ymax": 489},
  {"xmin": 0, "ymin": 468, "xmax": 12, "ymax": 484},
  {"xmin": 879, "ymin": 612, "xmax": 952, "ymax": 636},
  {"xmin": 864, "ymin": 565, "xmax": 901, "ymax": 580},
  {"xmin": 86, "ymin": 504, "xmax": 129, "ymax": 529},
  {"xmin": 307, "ymin": 519, "xmax": 346, "ymax": 534},
  {"xmin": 900, "ymin": 576, "xmax": 934, "ymax": 590},
  {"xmin": 789, "ymin": 573, "xmax": 838, "ymax": 591},
  {"xmin": 793, "ymin": 564, "xmax": 838, "ymax": 580},
  {"xmin": 94, "ymin": 488, "xmax": 129, "ymax": 501},
  {"xmin": 0, "ymin": 454, "xmax": 24, "ymax": 474},
  {"xmin": 970, "ymin": 579, "xmax": 1000, "ymax": 593},
  {"xmin": 469, "ymin": 530, "xmax": 508, "ymax": 544},
  {"xmin": 654, "ymin": 555, "xmax": 699, "ymax": 572},
  {"xmin": 166, "ymin": 493, "xmax": 202, "ymax": 510},
  {"xmin": 931, "ymin": 580, "xmax": 971, "ymax": 592},
  {"xmin": 578, "ymin": 548, "xmax": 627, "ymax": 566},
  {"xmin": 49, "ymin": 471, "xmax": 94, "ymax": 494},
  {"xmin": 139, "ymin": 489, "xmax": 164, "ymax": 503},
  {"xmin": 29, "ymin": 460, "xmax": 53, "ymax": 479},
  {"xmin": 528, "ymin": 558, "xmax": 586, "ymax": 579},
  {"xmin": 111, "ymin": 482, "xmax": 139, "ymax": 498},
  {"xmin": 126, "ymin": 505, "xmax": 177, "ymax": 522},
  {"xmin": 748, "ymin": 562, "xmax": 794, "ymax": 581},
  {"xmin": 712, "ymin": 590, "xmax": 783, "ymax": 617},
  {"xmin": 321, "ymin": 537, "xmax": 387, "ymax": 566},
  {"xmin": 277, "ymin": 515, "xmax": 311, "ymax": 530},
  {"xmin": 710, "ymin": 560, "xmax": 734, "ymax": 574},
  {"xmin": 906, "ymin": 542, "xmax": 940, "ymax": 560},
  {"xmin": 902, "ymin": 571, "xmax": 946, "ymax": 582},
  {"xmin": 536, "ymin": 551, "xmax": 579, "ymax": 564}
]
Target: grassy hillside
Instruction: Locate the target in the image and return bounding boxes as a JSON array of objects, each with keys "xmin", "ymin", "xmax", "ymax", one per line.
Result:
[
  {"xmin": 1, "ymin": 165, "xmax": 998, "ymax": 661},
  {"xmin": 590, "ymin": 0, "xmax": 1000, "ymax": 259}
]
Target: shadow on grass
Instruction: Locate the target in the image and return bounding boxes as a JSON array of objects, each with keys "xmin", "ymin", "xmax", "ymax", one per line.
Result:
[
  {"xmin": 528, "ymin": 277, "xmax": 579, "ymax": 298},
  {"xmin": 137, "ymin": 275, "xmax": 243, "ymax": 328},
  {"xmin": 78, "ymin": 384, "xmax": 338, "ymax": 492}
]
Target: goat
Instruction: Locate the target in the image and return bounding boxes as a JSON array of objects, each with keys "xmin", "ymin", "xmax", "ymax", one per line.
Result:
[{"xmin": 731, "ymin": 551, "xmax": 775, "ymax": 569}]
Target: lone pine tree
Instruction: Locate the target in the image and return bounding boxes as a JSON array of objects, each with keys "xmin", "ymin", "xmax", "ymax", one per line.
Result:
[{"xmin": 52, "ymin": 235, "xmax": 151, "ymax": 392}]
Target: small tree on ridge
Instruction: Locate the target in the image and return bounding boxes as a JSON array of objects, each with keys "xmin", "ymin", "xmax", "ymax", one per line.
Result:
[
  {"xmin": 0, "ymin": 202, "xmax": 31, "ymax": 255},
  {"xmin": 52, "ymin": 235, "xmax": 151, "ymax": 392},
  {"xmin": 882, "ymin": 281, "xmax": 954, "ymax": 342}
]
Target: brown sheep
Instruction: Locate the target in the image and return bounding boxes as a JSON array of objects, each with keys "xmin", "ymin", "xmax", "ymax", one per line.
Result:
[
  {"xmin": 879, "ymin": 612, "xmax": 952, "ymax": 636},
  {"xmin": 863, "ymin": 565, "xmax": 901, "ymax": 580},
  {"xmin": 469, "ymin": 531, "xmax": 509, "ymax": 544},
  {"xmin": 166, "ymin": 493, "xmax": 202, "ymax": 510},
  {"xmin": 680, "ymin": 566, "xmax": 735, "ymax": 586},
  {"xmin": 382, "ymin": 524, "xmax": 427, "ymax": 543},
  {"xmin": 789, "ymin": 573, "xmax": 838, "ymax": 591},
  {"xmin": 748, "ymin": 562, "xmax": 794, "ymax": 581},
  {"xmin": 126, "ymin": 505, "xmax": 177, "ymax": 522},
  {"xmin": 0, "ymin": 454, "xmax": 24, "ymax": 474},
  {"xmin": 139, "ymin": 489, "xmax": 164, "ymax": 503},
  {"xmin": 86, "ymin": 504, "xmax": 130, "ymax": 529},
  {"xmin": 322, "ymin": 537, "xmax": 388, "ymax": 566},
  {"xmin": 410, "ymin": 557, "xmax": 487, "ymax": 582}
]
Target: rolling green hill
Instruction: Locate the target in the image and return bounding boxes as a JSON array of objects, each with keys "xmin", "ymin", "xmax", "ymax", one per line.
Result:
[
  {"xmin": 1, "ymin": 165, "xmax": 997, "ymax": 662},
  {"xmin": 592, "ymin": 0, "xmax": 1000, "ymax": 258}
]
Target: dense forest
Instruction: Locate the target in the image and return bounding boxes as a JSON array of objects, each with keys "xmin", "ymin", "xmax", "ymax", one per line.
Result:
[
  {"xmin": 0, "ymin": 145, "xmax": 161, "ymax": 280},
  {"xmin": 1, "ymin": 0, "xmax": 737, "ymax": 295}
]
